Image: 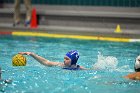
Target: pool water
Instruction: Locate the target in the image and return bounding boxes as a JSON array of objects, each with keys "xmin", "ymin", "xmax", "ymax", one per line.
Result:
[{"xmin": 0, "ymin": 36, "xmax": 140, "ymax": 93}]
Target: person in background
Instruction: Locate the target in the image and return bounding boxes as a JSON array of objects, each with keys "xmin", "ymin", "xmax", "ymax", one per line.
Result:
[
  {"xmin": 19, "ymin": 50, "xmax": 88, "ymax": 70},
  {"xmin": 124, "ymin": 55, "xmax": 140, "ymax": 80},
  {"xmin": 13, "ymin": 0, "xmax": 32, "ymax": 27},
  {"xmin": 0, "ymin": 67, "xmax": 12, "ymax": 84},
  {"xmin": 0, "ymin": 0, "xmax": 4, "ymax": 8},
  {"xmin": 0, "ymin": 67, "xmax": 2, "ymax": 80}
]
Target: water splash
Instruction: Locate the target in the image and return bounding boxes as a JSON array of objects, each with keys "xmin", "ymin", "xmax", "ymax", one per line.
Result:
[
  {"xmin": 92, "ymin": 52, "xmax": 118, "ymax": 70},
  {"xmin": 116, "ymin": 65, "xmax": 133, "ymax": 72}
]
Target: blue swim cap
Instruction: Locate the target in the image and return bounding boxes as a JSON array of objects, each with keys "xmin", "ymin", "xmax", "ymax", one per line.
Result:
[{"xmin": 66, "ymin": 50, "xmax": 79, "ymax": 65}]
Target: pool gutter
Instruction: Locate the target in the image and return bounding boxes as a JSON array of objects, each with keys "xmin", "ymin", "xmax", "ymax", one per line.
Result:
[{"xmin": 0, "ymin": 31, "xmax": 140, "ymax": 43}]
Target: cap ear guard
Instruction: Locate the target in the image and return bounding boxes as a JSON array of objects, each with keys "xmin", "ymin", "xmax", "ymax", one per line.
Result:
[{"xmin": 134, "ymin": 55, "xmax": 140, "ymax": 72}]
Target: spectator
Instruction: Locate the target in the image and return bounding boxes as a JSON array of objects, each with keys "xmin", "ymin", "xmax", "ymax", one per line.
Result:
[
  {"xmin": 0, "ymin": 0, "xmax": 4, "ymax": 8},
  {"xmin": 13, "ymin": 0, "xmax": 32, "ymax": 27}
]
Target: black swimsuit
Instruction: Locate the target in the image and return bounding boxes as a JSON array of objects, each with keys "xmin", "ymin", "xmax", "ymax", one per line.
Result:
[{"xmin": 63, "ymin": 65, "xmax": 80, "ymax": 70}]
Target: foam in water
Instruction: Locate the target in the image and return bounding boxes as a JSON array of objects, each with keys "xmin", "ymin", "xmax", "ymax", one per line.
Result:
[
  {"xmin": 92, "ymin": 52, "xmax": 133, "ymax": 72},
  {"xmin": 116, "ymin": 65, "xmax": 133, "ymax": 72},
  {"xmin": 92, "ymin": 52, "xmax": 118, "ymax": 70}
]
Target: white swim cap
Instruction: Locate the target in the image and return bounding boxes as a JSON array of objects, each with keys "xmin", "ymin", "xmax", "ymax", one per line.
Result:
[{"xmin": 134, "ymin": 55, "xmax": 140, "ymax": 72}]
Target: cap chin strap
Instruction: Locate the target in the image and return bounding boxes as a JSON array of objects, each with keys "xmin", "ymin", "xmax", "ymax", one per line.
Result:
[
  {"xmin": 135, "ymin": 60, "xmax": 140, "ymax": 69},
  {"xmin": 135, "ymin": 68, "xmax": 140, "ymax": 72},
  {"xmin": 135, "ymin": 56, "xmax": 140, "ymax": 72}
]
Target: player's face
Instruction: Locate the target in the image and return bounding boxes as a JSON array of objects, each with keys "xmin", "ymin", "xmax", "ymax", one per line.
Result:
[{"xmin": 64, "ymin": 56, "xmax": 71, "ymax": 66}]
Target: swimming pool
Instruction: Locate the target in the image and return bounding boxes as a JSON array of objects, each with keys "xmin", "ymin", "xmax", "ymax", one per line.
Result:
[{"xmin": 0, "ymin": 36, "xmax": 140, "ymax": 93}]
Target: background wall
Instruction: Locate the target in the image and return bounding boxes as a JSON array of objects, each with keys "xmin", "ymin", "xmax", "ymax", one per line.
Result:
[{"xmin": 3, "ymin": 0, "xmax": 140, "ymax": 7}]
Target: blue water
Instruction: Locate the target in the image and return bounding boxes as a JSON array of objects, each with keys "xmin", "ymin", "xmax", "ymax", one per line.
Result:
[{"xmin": 0, "ymin": 36, "xmax": 140, "ymax": 93}]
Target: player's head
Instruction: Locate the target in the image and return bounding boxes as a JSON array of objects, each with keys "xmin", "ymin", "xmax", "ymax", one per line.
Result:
[
  {"xmin": 134, "ymin": 55, "xmax": 140, "ymax": 72},
  {"xmin": 65, "ymin": 50, "xmax": 79, "ymax": 65}
]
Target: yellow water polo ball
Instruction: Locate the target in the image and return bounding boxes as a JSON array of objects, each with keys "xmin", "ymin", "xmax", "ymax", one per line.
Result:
[{"xmin": 12, "ymin": 54, "xmax": 26, "ymax": 66}]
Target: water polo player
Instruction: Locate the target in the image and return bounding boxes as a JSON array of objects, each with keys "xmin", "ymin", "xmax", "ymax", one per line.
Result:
[
  {"xmin": 134, "ymin": 55, "xmax": 140, "ymax": 72},
  {"xmin": 18, "ymin": 50, "xmax": 87, "ymax": 70},
  {"xmin": 124, "ymin": 55, "xmax": 140, "ymax": 80},
  {"xmin": 0, "ymin": 67, "xmax": 12, "ymax": 84}
]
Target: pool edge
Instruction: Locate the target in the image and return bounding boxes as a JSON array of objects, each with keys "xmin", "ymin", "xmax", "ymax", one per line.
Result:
[{"xmin": 0, "ymin": 31, "xmax": 140, "ymax": 43}]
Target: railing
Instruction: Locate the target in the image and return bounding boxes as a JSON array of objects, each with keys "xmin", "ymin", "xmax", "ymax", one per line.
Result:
[{"xmin": 2, "ymin": 0, "xmax": 140, "ymax": 7}]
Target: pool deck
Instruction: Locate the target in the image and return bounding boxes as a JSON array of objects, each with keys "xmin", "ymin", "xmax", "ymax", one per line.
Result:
[{"xmin": 0, "ymin": 5, "xmax": 140, "ymax": 42}]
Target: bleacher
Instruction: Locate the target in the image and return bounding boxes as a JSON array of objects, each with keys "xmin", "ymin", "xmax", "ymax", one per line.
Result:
[{"xmin": 0, "ymin": 0, "xmax": 140, "ymax": 38}]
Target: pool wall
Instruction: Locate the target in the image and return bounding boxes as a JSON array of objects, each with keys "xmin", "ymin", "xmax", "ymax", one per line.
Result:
[{"xmin": 0, "ymin": 30, "xmax": 140, "ymax": 42}]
